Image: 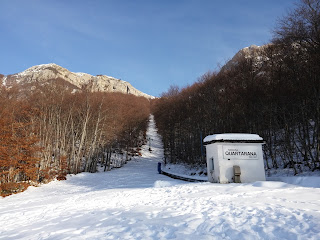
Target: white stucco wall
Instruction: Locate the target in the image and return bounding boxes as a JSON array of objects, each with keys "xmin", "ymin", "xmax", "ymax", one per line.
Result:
[{"xmin": 205, "ymin": 134, "xmax": 266, "ymax": 183}]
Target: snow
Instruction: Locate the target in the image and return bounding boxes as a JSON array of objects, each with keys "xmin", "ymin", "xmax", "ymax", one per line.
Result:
[
  {"xmin": 1, "ymin": 116, "xmax": 320, "ymax": 239},
  {"xmin": 17, "ymin": 63, "xmax": 58, "ymax": 76},
  {"xmin": 74, "ymin": 72, "xmax": 88, "ymax": 77},
  {"xmin": 204, "ymin": 133, "xmax": 263, "ymax": 142},
  {"xmin": 268, "ymin": 176, "xmax": 320, "ymax": 188},
  {"xmin": 162, "ymin": 163, "xmax": 207, "ymax": 181},
  {"xmin": 2, "ymin": 76, "xmax": 7, "ymax": 86}
]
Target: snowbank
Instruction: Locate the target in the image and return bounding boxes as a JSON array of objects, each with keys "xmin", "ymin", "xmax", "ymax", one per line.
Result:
[
  {"xmin": 162, "ymin": 163, "xmax": 207, "ymax": 182},
  {"xmin": 268, "ymin": 176, "xmax": 320, "ymax": 188}
]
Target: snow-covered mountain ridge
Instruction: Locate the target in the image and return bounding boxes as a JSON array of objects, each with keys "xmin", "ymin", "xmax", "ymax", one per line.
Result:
[{"xmin": 0, "ymin": 63, "xmax": 154, "ymax": 99}]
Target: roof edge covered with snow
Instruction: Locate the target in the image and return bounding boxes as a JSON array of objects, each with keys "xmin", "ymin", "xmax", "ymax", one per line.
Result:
[{"xmin": 203, "ymin": 133, "xmax": 264, "ymax": 144}]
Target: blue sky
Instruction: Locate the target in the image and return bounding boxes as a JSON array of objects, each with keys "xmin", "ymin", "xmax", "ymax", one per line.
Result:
[{"xmin": 0, "ymin": 0, "xmax": 295, "ymax": 97}]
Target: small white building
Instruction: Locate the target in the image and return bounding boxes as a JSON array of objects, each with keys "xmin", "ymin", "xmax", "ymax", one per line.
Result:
[{"xmin": 203, "ymin": 133, "xmax": 266, "ymax": 183}]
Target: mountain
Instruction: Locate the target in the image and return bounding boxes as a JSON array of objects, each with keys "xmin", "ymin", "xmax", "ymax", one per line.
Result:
[
  {"xmin": 221, "ymin": 44, "xmax": 270, "ymax": 72},
  {"xmin": 0, "ymin": 63, "xmax": 154, "ymax": 99}
]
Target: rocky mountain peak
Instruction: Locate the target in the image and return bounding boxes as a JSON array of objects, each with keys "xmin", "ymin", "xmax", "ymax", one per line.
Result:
[
  {"xmin": 221, "ymin": 44, "xmax": 270, "ymax": 72},
  {"xmin": 2, "ymin": 64, "xmax": 154, "ymax": 99}
]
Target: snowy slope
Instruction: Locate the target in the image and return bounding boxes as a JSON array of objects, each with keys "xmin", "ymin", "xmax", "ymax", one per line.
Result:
[{"xmin": 1, "ymin": 116, "xmax": 320, "ymax": 240}]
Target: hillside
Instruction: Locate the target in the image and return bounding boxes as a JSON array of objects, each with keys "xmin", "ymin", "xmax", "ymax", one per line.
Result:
[
  {"xmin": 0, "ymin": 68, "xmax": 151, "ymax": 195},
  {"xmin": 0, "ymin": 63, "xmax": 154, "ymax": 99},
  {"xmin": 152, "ymin": 37, "xmax": 319, "ymax": 174}
]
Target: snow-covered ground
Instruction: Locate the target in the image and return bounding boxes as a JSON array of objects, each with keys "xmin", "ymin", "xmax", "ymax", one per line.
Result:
[{"xmin": 1, "ymin": 115, "xmax": 320, "ymax": 240}]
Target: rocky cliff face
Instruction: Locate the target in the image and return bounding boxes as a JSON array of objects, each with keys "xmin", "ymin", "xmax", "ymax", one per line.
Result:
[{"xmin": 1, "ymin": 63, "xmax": 153, "ymax": 99}]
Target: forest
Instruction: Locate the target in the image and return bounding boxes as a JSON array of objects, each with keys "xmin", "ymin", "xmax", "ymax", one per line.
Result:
[
  {"xmin": 152, "ymin": 0, "xmax": 320, "ymax": 174},
  {"xmin": 0, "ymin": 84, "xmax": 150, "ymax": 196}
]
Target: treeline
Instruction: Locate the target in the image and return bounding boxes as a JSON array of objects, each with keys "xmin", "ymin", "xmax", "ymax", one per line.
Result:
[
  {"xmin": 0, "ymin": 85, "xmax": 150, "ymax": 196},
  {"xmin": 152, "ymin": 0, "xmax": 320, "ymax": 174}
]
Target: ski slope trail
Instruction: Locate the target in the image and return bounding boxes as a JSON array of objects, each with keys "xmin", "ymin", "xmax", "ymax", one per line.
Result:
[{"xmin": 1, "ymin": 115, "xmax": 320, "ymax": 240}]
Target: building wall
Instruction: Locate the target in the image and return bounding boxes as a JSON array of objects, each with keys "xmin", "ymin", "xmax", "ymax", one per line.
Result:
[
  {"xmin": 205, "ymin": 144, "xmax": 218, "ymax": 183},
  {"xmin": 206, "ymin": 142, "xmax": 266, "ymax": 183}
]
